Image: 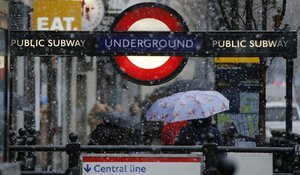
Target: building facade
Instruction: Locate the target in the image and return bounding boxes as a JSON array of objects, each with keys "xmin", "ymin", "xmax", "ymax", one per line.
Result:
[{"xmin": 0, "ymin": 0, "xmax": 8, "ymax": 162}]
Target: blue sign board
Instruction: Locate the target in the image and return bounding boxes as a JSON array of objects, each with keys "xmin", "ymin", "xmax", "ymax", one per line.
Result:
[{"xmin": 96, "ymin": 33, "xmax": 202, "ymax": 55}]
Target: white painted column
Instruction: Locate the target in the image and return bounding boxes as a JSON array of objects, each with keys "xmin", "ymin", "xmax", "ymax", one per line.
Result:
[
  {"xmin": 16, "ymin": 56, "xmax": 25, "ymax": 129},
  {"xmin": 34, "ymin": 57, "xmax": 40, "ymax": 131}
]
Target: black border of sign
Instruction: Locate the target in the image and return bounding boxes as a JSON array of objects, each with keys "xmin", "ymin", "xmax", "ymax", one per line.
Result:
[
  {"xmin": 10, "ymin": 31, "xmax": 297, "ymax": 57},
  {"xmin": 109, "ymin": 2, "xmax": 189, "ymax": 86}
]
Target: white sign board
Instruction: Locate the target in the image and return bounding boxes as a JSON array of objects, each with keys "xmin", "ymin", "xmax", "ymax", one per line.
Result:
[
  {"xmin": 81, "ymin": 154, "xmax": 202, "ymax": 175},
  {"xmin": 227, "ymin": 153, "xmax": 273, "ymax": 175}
]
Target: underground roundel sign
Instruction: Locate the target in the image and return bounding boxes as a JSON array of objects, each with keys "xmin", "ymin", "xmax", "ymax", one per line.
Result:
[{"xmin": 111, "ymin": 3, "xmax": 188, "ymax": 85}]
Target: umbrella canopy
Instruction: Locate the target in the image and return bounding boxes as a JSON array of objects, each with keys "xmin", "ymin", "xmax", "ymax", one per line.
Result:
[
  {"xmin": 95, "ymin": 111, "xmax": 141, "ymax": 129},
  {"xmin": 146, "ymin": 90, "xmax": 229, "ymax": 123},
  {"xmin": 149, "ymin": 79, "xmax": 214, "ymax": 101}
]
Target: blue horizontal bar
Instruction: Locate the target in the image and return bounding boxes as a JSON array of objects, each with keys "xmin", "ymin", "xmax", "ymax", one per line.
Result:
[{"xmin": 96, "ymin": 33, "xmax": 201, "ymax": 54}]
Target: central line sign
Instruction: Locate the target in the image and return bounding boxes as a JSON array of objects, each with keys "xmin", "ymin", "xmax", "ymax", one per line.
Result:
[{"xmin": 81, "ymin": 154, "xmax": 202, "ymax": 175}]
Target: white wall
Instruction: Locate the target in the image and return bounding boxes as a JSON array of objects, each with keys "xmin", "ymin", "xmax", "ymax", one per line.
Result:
[{"xmin": 227, "ymin": 153, "xmax": 273, "ymax": 175}]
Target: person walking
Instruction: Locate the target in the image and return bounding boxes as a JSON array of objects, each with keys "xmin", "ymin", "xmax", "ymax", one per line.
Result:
[
  {"xmin": 87, "ymin": 102, "xmax": 127, "ymax": 145},
  {"xmin": 88, "ymin": 119, "xmax": 129, "ymax": 145},
  {"xmin": 174, "ymin": 117, "xmax": 223, "ymax": 146},
  {"xmin": 220, "ymin": 122, "xmax": 238, "ymax": 146},
  {"xmin": 161, "ymin": 121, "xmax": 188, "ymax": 145},
  {"xmin": 128, "ymin": 101, "xmax": 144, "ymax": 145},
  {"xmin": 87, "ymin": 101, "xmax": 141, "ymax": 145},
  {"xmin": 87, "ymin": 101, "xmax": 112, "ymax": 131}
]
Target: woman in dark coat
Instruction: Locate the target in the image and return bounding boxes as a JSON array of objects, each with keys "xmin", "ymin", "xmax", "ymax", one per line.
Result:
[
  {"xmin": 87, "ymin": 102, "xmax": 129, "ymax": 145},
  {"xmin": 88, "ymin": 121, "xmax": 129, "ymax": 145},
  {"xmin": 174, "ymin": 117, "xmax": 224, "ymax": 146},
  {"xmin": 88, "ymin": 109, "xmax": 143, "ymax": 145}
]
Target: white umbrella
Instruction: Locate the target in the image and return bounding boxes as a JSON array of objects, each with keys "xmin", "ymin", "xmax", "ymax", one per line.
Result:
[{"xmin": 146, "ymin": 90, "xmax": 229, "ymax": 123}]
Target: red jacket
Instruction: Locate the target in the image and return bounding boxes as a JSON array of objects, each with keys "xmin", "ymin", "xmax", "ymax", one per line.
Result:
[{"xmin": 161, "ymin": 121, "xmax": 188, "ymax": 145}]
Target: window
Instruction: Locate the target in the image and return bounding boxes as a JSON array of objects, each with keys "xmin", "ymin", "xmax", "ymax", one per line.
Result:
[{"xmin": 265, "ymin": 107, "xmax": 299, "ymax": 121}]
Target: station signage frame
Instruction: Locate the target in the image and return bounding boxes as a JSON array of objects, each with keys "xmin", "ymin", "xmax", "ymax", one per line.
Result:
[
  {"xmin": 10, "ymin": 31, "xmax": 297, "ymax": 58},
  {"xmin": 9, "ymin": 2, "xmax": 297, "ymax": 86}
]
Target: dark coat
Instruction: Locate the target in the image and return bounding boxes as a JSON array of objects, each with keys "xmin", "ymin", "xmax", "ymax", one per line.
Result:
[
  {"xmin": 88, "ymin": 122, "xmax": 144, "ymax": 145},
  {"xmin": 88, "ymin": 122, "xmax": 127, "ymax": 145},
  {"xmin": 174, "ymin": 118, "xmax": 224, "ymax": 146}
]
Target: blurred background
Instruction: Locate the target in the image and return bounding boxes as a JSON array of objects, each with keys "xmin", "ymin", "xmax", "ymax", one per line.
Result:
[{"xmin": 1, "ymin": 0, "xmax": 300, "ymax": 171}]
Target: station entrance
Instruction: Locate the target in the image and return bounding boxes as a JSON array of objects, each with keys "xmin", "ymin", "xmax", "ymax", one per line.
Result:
[{"xmin": 5, "ymin": 2, "xmax": 299, "ymax": 175}]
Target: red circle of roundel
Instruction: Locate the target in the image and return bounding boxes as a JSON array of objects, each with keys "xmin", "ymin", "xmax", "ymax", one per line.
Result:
[{"xmin": 110, "ymin": 3, "xmax": 188, "ymax": 85}]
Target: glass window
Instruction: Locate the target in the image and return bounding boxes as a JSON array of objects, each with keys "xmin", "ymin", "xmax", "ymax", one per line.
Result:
[{"xmin": 266, "ymin": 107, "xmax": 299, "ymax": 121}]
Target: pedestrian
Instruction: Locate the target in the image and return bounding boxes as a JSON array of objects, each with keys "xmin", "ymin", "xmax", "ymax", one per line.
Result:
[
  {"xmin": 174, "ymin": 117, "xmax": 224, "ymax": 146},
  {"xmin": 87, "ymin": 101, "xmax": 113, "ymax": 130},
  {"xmin": 161, "ymin": 121, "xmax": 188, "ymax": 145},
  {"xmin": 114, "ymin": 104, "xmax": 125, "ymax": 112},
  {"xmin": 128, "ymin": 101, "xmax": 144, "ymax": 145},
  {"xmin": 220, "ymin": 122, "xmax": 238, "ymax": 146},
  {"xmin": 220, "ymin": 122, "xmax": 257, "ymax": 147},
  {"xmin": 39, "ymin": 96, "xmax": 51, "ymax": 171},
  {"xmin": 87, "ymin": 102, "xmax": 127, "ymax": 145},
  {"xmin": 88, "ymin": 118, "xmax": 129, "ymax": 145},
  {"xmin": 129, "ymin": 101, "xmax": 142, "ymax": 120},
  {"xmin": 88, "ymin": 101, "xmax": 143, "ymax": 145},
  {"xmin": 140, "ymin": 97, "xmax": 164, "ymax": 145}
]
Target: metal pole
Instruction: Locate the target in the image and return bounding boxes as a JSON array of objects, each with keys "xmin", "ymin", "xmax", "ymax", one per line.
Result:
[
  {"xmin": 10, "ymin": 144, "xmax": 296, "ymax": 153},
  {"xmin": 203, "ymin": 143, "xmax": 218, "ymax": 174},
  {"xmin": 258, "ymin": 57, "xmax": 267, "ymax": 145},
  {"xmin": 4, "ymin": 28, "xmax": 10, "ymax": 162},
  {"xmin": 286, "ymin": 58, "xmax": 294, "ymax": 139},
  {"xmin": 65, "ymin": 133, "xmax": 80, "ymax": 175},
  {"xmin": 34, "ymin": 57, "xmax": 41, "ymax": 131}
]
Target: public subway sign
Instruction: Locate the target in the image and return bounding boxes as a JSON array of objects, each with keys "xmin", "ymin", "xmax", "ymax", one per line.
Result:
[
  {"xmin": 10, "ymin": 2, "xmax": 297, "ymax": 85},
  {"xmin": 10, "ymin": 31, "xmax": 297, "ymax": 57},
  {"xmin": 204, "ymin": 32, "xmax": 297, "ymax": 57},
  {"xmin": 81, "ymin": 154, "xmax": 202, "ymax": 175},
  {"xmin": 10, "ymin": 31, "xmax": 93, "ymax": 56}
]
